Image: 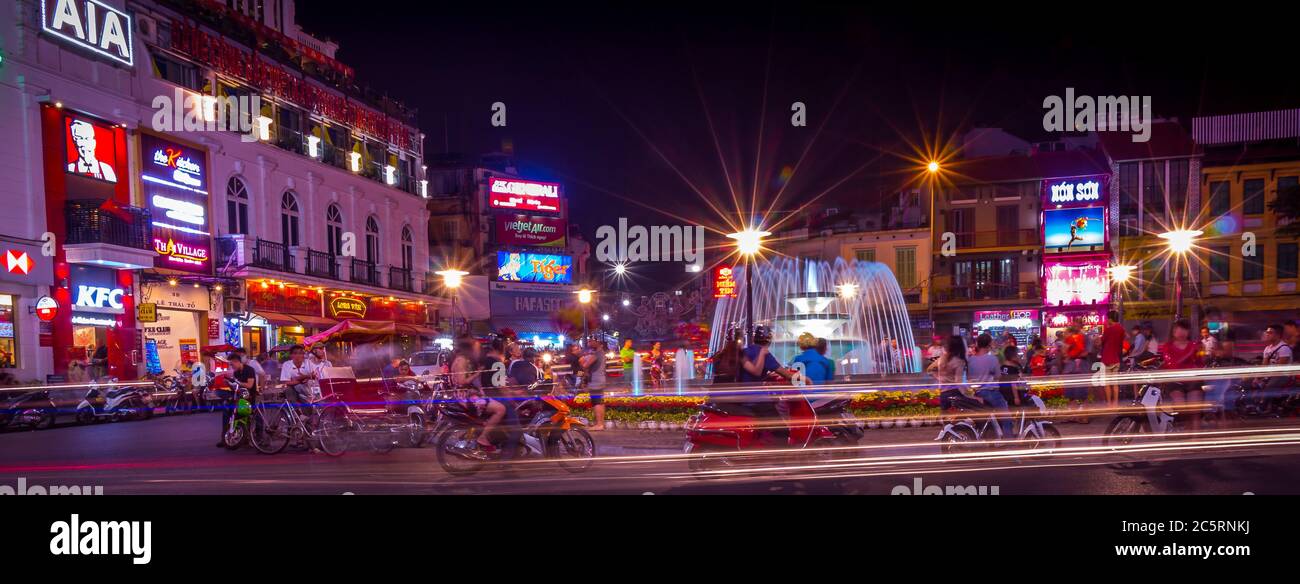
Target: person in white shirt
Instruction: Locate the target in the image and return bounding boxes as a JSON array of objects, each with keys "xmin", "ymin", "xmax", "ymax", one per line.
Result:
[
  {"xmin": 279, "ymin": 345, "xmax": 318, "ymax": 405},
  {"xmin": 1200, "ymin": 326, "xmax": 1219, "ymax": 356},
  {"xmin": 308, "ymin": 343, "xmax": 334, "ymax": 369},
  {"xmin": 1259, "ymin": 324, "xmax": 1295, "ymax": 397}
]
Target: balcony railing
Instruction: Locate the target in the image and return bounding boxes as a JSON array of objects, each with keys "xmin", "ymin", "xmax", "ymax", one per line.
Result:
[
  {"xmin": 388, "ymin": 266, "xmax": 413, "ymax": 292},
  {"xmin": 941, "ymin": 229, "xmax": 1038, "ymax": 250},
  {"xmin": 65, "ymin": 201, "xmax": 151, "ymax": 249},
  {"xmin": 252, "ymin": 238, "xmax": 294, "ymax": 272},
  {"xmin": 306, "ymin": 249, "xmax": 338, "ymax": 279},
  {"xmin": 934, "ymin": 281, "xmax": 1039, "ymax": 303},
  {"xmin": 350, "ymin": 258, "xmax": 380, "ymax": 286}
]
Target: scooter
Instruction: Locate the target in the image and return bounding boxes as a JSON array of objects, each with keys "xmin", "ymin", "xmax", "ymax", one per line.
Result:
[
  {"xmin": 683, "ymin": 381, "xmax": 862, "ymax": 474},
  {"xmin": 0, "ymin": 389, "xmax": 59, "ymax": 430},
  {"xmin": 936, "ymin": 391, "xmax": 1061, "ymax": 453},
  {"xmin": 434, "ymin": 385, "xmax": 595, "ymax": 476},
  {"xmin": 1103, "ymin": 357, "xmax": 1176, "ymax": 447},
  {"xmin": 75, "ymin": 380, "xmax": 153, "ymax": 424}
]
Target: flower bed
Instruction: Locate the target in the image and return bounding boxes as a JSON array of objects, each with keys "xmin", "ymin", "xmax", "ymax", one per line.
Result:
[{"xmin": 563, "ymin": 385, "xmax": 1070, "ymax": 427}]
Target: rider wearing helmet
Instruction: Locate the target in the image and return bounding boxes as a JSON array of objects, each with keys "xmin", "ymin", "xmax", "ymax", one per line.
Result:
[{"xmin": 739, "ymin": 325, "xmax": 792, "ymax": 383}]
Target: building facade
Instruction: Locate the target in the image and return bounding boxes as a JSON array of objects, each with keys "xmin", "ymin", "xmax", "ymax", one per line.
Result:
[{"xmin": 0, "ymin": 0, "xmax": 438, "ymax": 381}]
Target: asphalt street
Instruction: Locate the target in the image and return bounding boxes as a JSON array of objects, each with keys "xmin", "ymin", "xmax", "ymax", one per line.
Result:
[{"xmin": 4, "ymin": 413, "xmax": 1300, "ymax": 495}]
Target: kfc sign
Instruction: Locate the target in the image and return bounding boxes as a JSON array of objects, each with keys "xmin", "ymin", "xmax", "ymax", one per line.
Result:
[
  {"xmin": 64, "ymin": 116, "xmax": 120, "ymax": 183},
  {"xmin": 713, "ymin": 265, "xmax": 738, "ymax": 299},
  {"xmin": 40, "ymin": 0, "xmax": 134, "ymax": 67},
  {"xmin": 488, "ymin": 179, "xmax": 563, "ymax": 214},
  {"xmin": 74, "ymin": 285, "xmax": 125, "ymax": 314}
]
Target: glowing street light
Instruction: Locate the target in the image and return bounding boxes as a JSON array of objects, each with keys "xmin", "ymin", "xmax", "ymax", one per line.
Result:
[
  {"xmin": 612, "ymin": 263, "xmax": 627, "ymax": 276},
  {"xmin": 926, "ymin": 160, "xmax": 941, "ymax": 173},
  {"xmin": 436, "ymin": 268, "xmax": 470, "ymax": 335},
  {"xmin": 1107, "ymin": 264, "xmax": 1136, "ymax": 324},
  {"xmin": 1158, "ymin": 229, "xmax": 1202, "ymax": 322},
  {"xmin": 727, "ymin": 227, "xmax": 770, "ymax": 344},
  {"xmin": 575, "ymin": 288, "xmax": 596, "ymax": 342},
  {"xmin": 837, "ymin": 282, "xmax": 859, "ymax": 300}
]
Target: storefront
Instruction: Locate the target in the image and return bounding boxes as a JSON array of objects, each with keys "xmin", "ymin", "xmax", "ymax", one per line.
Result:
[
  {"xmin": 245, "ymin": 280, "xmax": 331, "ymax": 347},
  {"xmin": 972, "ymin": 309, "xmax": 1040, "ymax": 346},
  {"xmin": 0, "ymin": 241, "xmax": 52, "ymax": 379},
  {"xmin": 139, "ymin": 282, "xmax": 218, "ymax": 373},
  {"xmin": 67, "ymin": 265, "xmax": 135, "ymax": 378}
]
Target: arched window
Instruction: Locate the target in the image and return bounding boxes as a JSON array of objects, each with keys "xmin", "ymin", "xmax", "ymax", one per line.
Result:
[
  {"xmin": 226, "ymin": 177, "xmax": 249, "ymax": 235},
  {"xmin": 400, "ymin": 225, "xmax": 413, "ymax": 271},
  {"xmin": 326, "ymin": 204, "xmax": 343, "ymax": 257},
  {"xmin": 365, "ymin": 216, "xmax": 380, "ymax": 264},
  {"xmin": 280, "ymin": 191, "xmax": 300, "ymax": 247}
]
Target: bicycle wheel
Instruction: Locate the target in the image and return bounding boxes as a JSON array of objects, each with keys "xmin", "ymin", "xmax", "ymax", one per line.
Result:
[
  {"xmin": 1027, "ymin": 424, "xmax": 1062, "ymax": 451},
  {"xmin": 314, "ymin": 406, "xmax": 349, "ymax": 457},
  {"xmin": 251, "ymin": 406, "xmax": 290, "ymax": 454},
  {"xmin": 1102, "ymin": 416, "xmax": 1146, "ymax": 448}
]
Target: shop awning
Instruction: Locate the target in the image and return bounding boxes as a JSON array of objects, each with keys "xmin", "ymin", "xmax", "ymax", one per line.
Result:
[
  {"xmin": 396, "ymin": 323, "xmax": 438, "ymax": 336},
  {"xmin": 304, "ymin": 319, "xmax": 396, "ymax": 346},
  {"xmin": 251, "ymin": 311, "xmax": 335, "ymax": 327}
]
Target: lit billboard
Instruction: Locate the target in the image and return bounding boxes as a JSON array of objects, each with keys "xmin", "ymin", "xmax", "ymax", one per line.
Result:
[
  {"xmin": 496, "ymin": 252, "xmax": 574, "ymax": 284},
  {"xmin": 1043, "ymin": 256, "xmax": 1110, "ymax": 308},
  {"xmin": 487, "ymin": 178, "xmax": 563, "ymax": 214},
  {"xmin": 1043, "ymin": 206, "xmax": 1105, "ymax": 253}
]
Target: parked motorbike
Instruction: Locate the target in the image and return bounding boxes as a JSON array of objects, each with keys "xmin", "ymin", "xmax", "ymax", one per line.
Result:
[
  {"xmin": 683, "ymin": 386, "xmax": 864, "ymax": 474},
  {"xmin": 0, "ymin": 389, "xmax": 59, "ymax": 430},
  {"xmin": 75, "ymin": 380, "xmax": 153, "ymax": 424},
  {"xmin": 434, "ymin": 387, "xmax": 595, "ymax": 476},
  {"xmin": 937, "ymin": 391, "xmax": 1061, "ymax": 453}
]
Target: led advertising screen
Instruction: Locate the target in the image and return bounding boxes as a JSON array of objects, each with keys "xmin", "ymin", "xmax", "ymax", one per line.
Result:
[
  {"xmin": 487, "ymin": 178, "xmax": 563, "ymax": 214},
  {"xmin": 141, "ymin": 134, "xmax": 211, "ymax": 274},
  {"xmin": 1043, "ymin": 206, "xmax": 1105, "ymax": 252},
  {"xmin": 496, "ymin": 252, "xmax": 574, "ymax": 284},
  {"xmin": 1043, "ymin": 257, "xmax": 1110, "ymax": 308}
]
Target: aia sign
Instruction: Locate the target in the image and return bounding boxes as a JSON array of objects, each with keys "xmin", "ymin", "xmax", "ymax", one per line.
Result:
[
  {"xmin": 713, "ymin": 265, "xmax": 738, "ymax": 298},
  {"xmin": 40, "ymin": 0, "xmax": 134, "ymax": 67}
]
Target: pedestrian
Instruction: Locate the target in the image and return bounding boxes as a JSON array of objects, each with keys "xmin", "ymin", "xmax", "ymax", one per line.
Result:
[
  {"xmin": 1200, "ymin": 326, "xmax": 1219, "ymax": 358},
  {"xmin": 999, "ymin": 345, "xmax": 1025, "ymax": 408},
  {"xmin": 1160, "ymin": 319, "xmax": 1203, "ymax": 432},
  {"xmin": 620, "ymin": 339, "xmax": 636, "ymax": 380},
  {"xmin": 260, "ymin": 353, "xmax": 280, "ymax": 386},
  {"xmin": 934, "ymin": 335, "xmax": 967, "ymax": 412},
  {"xmin": 1099, "ymin": 310, "xmax": 1126, "ymax": 409},
  {"xmin": 709, "ymin": 330, "xmax": 742, "ymax": 384},
  {"xmin": 1063, "ymin": 326, "xmax": 1090, "ymax": 422},
  {"xmin": 1050, "ymin": 331, "xmax": 1067, "ymax": 375},
  {"xmin": 1028, "ymin": 337, "xmax": 1048, "ymax": 377},
  {"xmin": 966, "ymin": 334, "xmax": 1011, "ymax": 436},
  {"xmin": 580, "ymin": 338, "xmax": 608, "ymax": 431}
]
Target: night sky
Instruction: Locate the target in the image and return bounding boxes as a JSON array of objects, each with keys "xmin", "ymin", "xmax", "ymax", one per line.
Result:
[{"xmin": 299, "ymin": 2, "xmax": 1297, "ymax": 291}]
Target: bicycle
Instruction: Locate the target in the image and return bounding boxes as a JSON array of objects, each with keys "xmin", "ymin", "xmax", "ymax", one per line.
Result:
[{"xmin": 248, "ymin": 388, "xmax": 349, "ymax": 456}]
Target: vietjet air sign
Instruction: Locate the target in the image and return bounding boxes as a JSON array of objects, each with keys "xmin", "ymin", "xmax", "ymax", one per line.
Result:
[{"xmin": 40, "ymin": 0, "xmax": 135, "ymax": 67}]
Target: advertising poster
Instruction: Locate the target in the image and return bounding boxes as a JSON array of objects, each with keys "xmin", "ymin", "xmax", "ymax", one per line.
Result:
[
  {"xmin": 495, "ymin": 214, "xmax": 567, "ymax": 247},
  {"xmin": 487, "ymin": 178, "xmax": 563, "ymax": 214},
  {"xmin": 141, "ymin": 134, "xmax": 212, "ymax": 274},
  {"xmin": 64, "ymin": 115, "xmax": 121, "ymax": 183},
  {"xmin": 1043, "ymin": 206, "xmax": 1105, "ymax": 252},
  {"xmin": 1043, "ymin": 257, "xmax": 1111, "ymax": 307},
  {"xmin": 496, "ymin": 251, "xmax": 574, "ymax": 284}
]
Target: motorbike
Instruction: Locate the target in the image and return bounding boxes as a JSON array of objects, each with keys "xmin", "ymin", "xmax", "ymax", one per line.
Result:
[
  {"xmin": 380, "ymin": 377, "xmax": 440, "ymax": 448},
  {"xmin": 936, "ymin": 391, "xmax": 1061, "ymax": 453},
  {"xmin": 434, "ymin": 385, "xmax": 595, "ymax": 476},
  {"xmin": 682, "ymin": 384, "xmax": 864, "ymax": 474},
  {"xmin": 1103, "ymin": 356, "xmax": 1175, "ymax": 446},
  {"xmin": 222, "ymin": 388, "xmax": 254, "ymax": 449},
  {"xmin": 75, "ymin": 380, "xmax": 153, "ymax": 424},
  {"xmin": 0, "ymin": 389, "xmax": 60, "ymax": 430},
  {"xmin": 1217, "ymin": 357, "xmax": 1300, "ymax": 419},
  {"xmin": 158, "ymin": 368, "xmax": 199, "ymax": 415}
]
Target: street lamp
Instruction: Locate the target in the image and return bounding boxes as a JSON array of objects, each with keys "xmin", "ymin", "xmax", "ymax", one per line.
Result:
[
  {"xmin": 727, "ymin": 227, "xmax": 771, "ymax": 344},
  {"xmin": 837, "ymin": 282, "xmax": 859, "ymax": 300},
  {"xmin": 1157, "ymin": 229, "xmax": 1202, "ymax": 322},
  {"xmin": 575, "ymin": 288, "xmax": 596, "ymax": 343},
  {"xmin": 435, "ymin": 268, "xmax": 469, "ymax": 335},
  {"xmin": 1107, "ymin": 264, "xmax": 1135, "ymax": 325}
]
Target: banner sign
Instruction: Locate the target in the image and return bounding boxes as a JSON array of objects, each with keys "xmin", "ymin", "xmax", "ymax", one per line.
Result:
[
  {"xmin": 488, "ymin": 178, "xmax": 563, "ymax": 214},
  {"xmin": 713, "ymin": 265, "xmax": 738, "ymax": 298},
  {"xmin": 495, "ymin": 214, "xmax": 567, "ymax": 247},
  {"xmin": 496, "ymin": 252, "xmax": 573, "ymax": 284}
]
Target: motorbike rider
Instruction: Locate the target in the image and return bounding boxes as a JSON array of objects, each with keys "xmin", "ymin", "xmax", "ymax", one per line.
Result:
[
  {"xmin": 791, "ymin": 332, "xmax": 832, "ymax": 385},
  {"xmin": 1257, "ymin": 324, "xmax": 1294, "ymax": 402},
  {"xmin": 739, "ymin": 326, "xmax": 803, "ymax": 443},
  {"xmin": 278, "ymin": 345, "xmax": 318, "ymax": 409},
  {"xmin": 217, "ymin": 352, "xmax": 258, "ymax": 448},
  {"xmin": 465, "ymin": 337, "xmax": 518, "ymax": 464}
]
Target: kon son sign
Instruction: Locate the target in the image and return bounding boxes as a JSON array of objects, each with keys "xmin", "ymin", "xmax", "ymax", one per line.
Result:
[{"xmin": 41, "ymin": 0, "xmax": 134, "ymax": 67}]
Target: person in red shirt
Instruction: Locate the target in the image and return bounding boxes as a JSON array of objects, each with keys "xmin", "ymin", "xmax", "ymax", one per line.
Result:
[
  {"xmin": 1160, "ymin": 319, "xmax": 1204, "ymax": 432},
  {"xmin": 1099, "ymin": 310, "xmax": 1127, "ymax": 409}
]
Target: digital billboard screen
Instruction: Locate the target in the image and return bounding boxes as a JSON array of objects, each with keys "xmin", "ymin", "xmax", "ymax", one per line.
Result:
[
  {"xmin": 141, "ymin": 134, "xmax": 211, "ymax": 274},
  {"xmin": 488, "ymin": 178, "xmax": 563, "ymax": 214},
  {"xmin": 1043, "ymin": 257, "xmax": 1110, "ymax": 308},
  {"xmin": 1043, "ymin": 206, "xmax": 1105, "ymax": 252},
  {"xmin": 496, "ymin": 252, "xmax": 574, "ymax": 284}
]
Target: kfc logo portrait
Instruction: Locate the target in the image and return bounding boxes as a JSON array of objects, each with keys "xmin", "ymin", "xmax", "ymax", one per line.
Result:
[{"xmin": 65, "ymin": 117, "xmax": 118, "ymax": 183}]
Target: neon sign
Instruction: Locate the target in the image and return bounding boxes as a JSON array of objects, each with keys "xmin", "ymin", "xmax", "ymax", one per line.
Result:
[
  {"xmin": 153, "ymin": 238, "xmax": 210, "ymax": 267},
  {"xmin": 488, "ymin": 179, "xmax": 563, "ymax": 214},
  {"xmin": 74, "ymin": 285, "xmax": 125, "ymax": 313},
  {"xmin": 1048, "ymin": 180, "xmax": 1101, "ymax": 204},
  {"xmin": 713, "ymin": 265, "xmax": 738, "ymax": 298},
  {"xmin": 40, "ymin": 0, "xmax": 134, "ymax": 67}
]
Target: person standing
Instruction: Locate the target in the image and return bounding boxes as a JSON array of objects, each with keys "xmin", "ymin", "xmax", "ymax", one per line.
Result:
[
  {"xmin": 815, "ymin": 337, "xmax": 836, "ymax": 381},
  {"xmin": 934, "ymin": 336, "xmax": 967, "ymax": 411},
  {"xmin": 1099, "ymin": 311, "xmax": 1127, "ymax": 410},
  {"xmin": 619, "ymin": 339, "xmax": 636, "ymax": 380},
  {"xmin": 1160, "ymin": 319, "xmax": 1204, "ymax": 432},
  {"xmin": 999, "ymin": 345, "xmax": 1025, "ymax": 408},
  {"xmin": 580, "ymin": 339, "xmax": 608, "ymax": 431}
]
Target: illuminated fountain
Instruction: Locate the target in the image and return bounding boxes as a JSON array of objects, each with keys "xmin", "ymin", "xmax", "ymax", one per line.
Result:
[{"xmin": 709, "ymin": 257, "xmax": 920, "ymax": 377}]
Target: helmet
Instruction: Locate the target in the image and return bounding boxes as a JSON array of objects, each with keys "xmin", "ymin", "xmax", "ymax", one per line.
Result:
[
  {"xmin": 752, "ymin": 325, "xmax": 773, "ymax": 346},
  {"xmin": 797, "ymin": 332, "xmax": 817, "ymax": 350}
]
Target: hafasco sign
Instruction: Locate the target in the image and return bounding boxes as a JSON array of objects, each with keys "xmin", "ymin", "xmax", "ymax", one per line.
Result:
[
  {"xmin": 1044, "ymin": 176, "xmax": 1106, "ymax": 206},
  {"xmin": 496, "ymin": 215, "xmax": 567, "ymax": 247},
  {"xmin": 488, "ymin": 179, "xmax": 562, "ymax": 214},
  {"xmin": 74, "ymin": 285, "xmax": 125, "ymax": 314},
  {"xmin": 36, "ymin": 296, "xmax": 60, "ymax": 321},
  {"xmin": 329, "ymin": 297, "xmax": 367, "ymax": 319},
  {"xmin": 40, "ymin": 0, "xmax": 134, "ymax": 67},
  {"xmin": 713, "ymin": 265, "xmax": 738, "ymax": 298}
]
